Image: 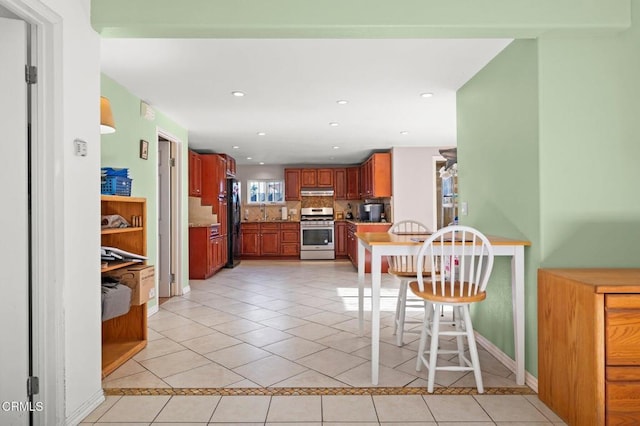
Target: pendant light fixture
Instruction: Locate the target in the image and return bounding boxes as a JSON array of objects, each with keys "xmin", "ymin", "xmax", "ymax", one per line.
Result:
[{"xmin": 100, "ymin": 96, "xmax": 116, "ymax": 134}]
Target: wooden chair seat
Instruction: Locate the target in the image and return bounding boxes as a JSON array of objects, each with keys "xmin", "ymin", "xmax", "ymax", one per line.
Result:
[{"xmin": 409, "ymin": 281, "xmax": 486, "ymax": 304}]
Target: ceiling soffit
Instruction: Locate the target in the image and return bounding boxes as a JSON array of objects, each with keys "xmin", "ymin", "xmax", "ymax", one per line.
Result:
[{"xmin": 92, "ymin": 0, "xmax": 630, "ymax": 39}]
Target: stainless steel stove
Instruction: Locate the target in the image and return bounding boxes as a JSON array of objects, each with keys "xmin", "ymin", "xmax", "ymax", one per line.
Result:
[{"xmin": 300, "ymin": 207, "xmax": 335, "ymax": 260}]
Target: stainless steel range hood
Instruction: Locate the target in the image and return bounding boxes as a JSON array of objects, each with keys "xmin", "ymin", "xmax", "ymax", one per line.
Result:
[{"xmin": 300, "ymin": 188, "xmax": 334, "ymax": 196}]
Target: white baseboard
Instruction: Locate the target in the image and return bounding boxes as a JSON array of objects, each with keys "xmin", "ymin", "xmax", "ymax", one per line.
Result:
[
  {"xmin": 147, "ymin": 303, "xmax": 159, "ymax": 316},
  {"xmin": 474, "ymin": 332, "xmax": 538, "ymax": 393},
  {"xmin": 65, "ymin": 388, "xmax": 104, "ymax": 426}
]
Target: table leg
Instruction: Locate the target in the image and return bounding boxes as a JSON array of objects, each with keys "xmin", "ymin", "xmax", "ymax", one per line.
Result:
[
  {"xmin": 370, "ymin": 247, "xmax": 381, "ymax": 385},
  {"xmin": 512, "ymin": 245, "xmax": 525, "ymax": 385},
  {"xmin": 358, "ymin": 238, "xmax": 366, "ymax": 336}
]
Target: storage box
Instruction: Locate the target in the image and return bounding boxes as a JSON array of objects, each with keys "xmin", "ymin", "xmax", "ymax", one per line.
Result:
[{"xmin": 104, "ymin": 265, "xmax": 155, "ymax": 305}]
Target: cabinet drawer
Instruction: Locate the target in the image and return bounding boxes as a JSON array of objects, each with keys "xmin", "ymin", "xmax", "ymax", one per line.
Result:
[
  {"xmin": 607, "ymin": 367, "xmax": 640, "ymax": 381},
  {"xmin": 281, "ymin": 230, "xmax": 299, "ymax": 243},
  {"xmin": 241, "ymin": 223, "xmax": 260, "ymax": 231},
  {"xmin": 281, "ymin": 244, "xmax": 299, "ymax": 256},
  {"xmin": 606, "ymin": 381, "xmax": 640, "ymax": 426},
  {"xmin": 607, "ymin": 295, "xmax": 640, "ymax": 310},
  {"xmin": 280, "ymin": 222, "xmax": 299, "ymax": 230},
  {"xmin": 260, "ymin": 223, "xmax": 280, "ymax": 230},
  {"xmin": 606, "ymin": 310, "xmax": 640, "ymax": 365}
]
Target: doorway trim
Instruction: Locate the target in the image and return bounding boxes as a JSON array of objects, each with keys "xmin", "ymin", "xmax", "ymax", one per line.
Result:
[
  {"xmin": 1, "ymin": 0, "xmax": 65, "ymax": 424},
  {"xmin": 156, "ymin": 127, "xmax": 185, "ymax": 299},
  {"xmin": 432, "ymin": 155, "xmax": 446, "ymax": 231}
]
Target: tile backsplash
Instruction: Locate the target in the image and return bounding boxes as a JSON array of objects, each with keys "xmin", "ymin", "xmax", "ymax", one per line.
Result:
[{"xmin": 240, "ymin": 197, "xmax": 391, "ymax": 222}]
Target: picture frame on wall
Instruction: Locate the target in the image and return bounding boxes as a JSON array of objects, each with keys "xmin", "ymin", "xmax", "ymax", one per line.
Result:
[{"xmin": 140, "ymin": 139, "xmax": 149, "ymax": 160}]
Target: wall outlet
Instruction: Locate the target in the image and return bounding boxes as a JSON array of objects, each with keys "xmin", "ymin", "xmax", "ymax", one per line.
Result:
[
  {"xmin": 290, "ymin": 208, "xmax": 297, "ymax": 215},
  {"xmin": 460, "ymin": 201, "xmax": 468, "ymax": 216}
]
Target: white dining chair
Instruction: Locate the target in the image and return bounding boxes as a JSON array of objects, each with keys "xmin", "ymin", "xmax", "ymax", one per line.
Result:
[
  {"xmin": 387, "ymin": 220, "xmax": 432, "ymax": 347},
  {"xmin": 410, "ymin": 225, "xmax": 494, "ymax": 393}
]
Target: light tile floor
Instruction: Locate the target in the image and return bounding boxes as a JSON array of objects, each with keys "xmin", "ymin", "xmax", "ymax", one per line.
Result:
[{"xmin": 83, "ymin": 260, "xmax": 565, "ymax": 425}]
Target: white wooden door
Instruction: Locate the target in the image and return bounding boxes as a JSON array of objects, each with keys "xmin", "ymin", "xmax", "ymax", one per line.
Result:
[
  {"xmin": 0, "ymin": 16, "xmax": 30, "ymax": 426},
  {"xmin": 158, "ymin": 140, "xmax": 172, "ymax": 297}
]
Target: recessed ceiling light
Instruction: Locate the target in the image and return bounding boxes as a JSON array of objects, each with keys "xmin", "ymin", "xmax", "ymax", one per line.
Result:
[
  {"xmin": 336, "ymin": 100, "xmax": 348, "ymax": 105},
  {"xmin": 231, "ymin": 91, "xmax": 245, "ymax": 97},
  {"xmin": 259, "ymin": 162, "xmax": 265, "ymax": 165},
  {"xmin": 232, "ymin": 146, "xmax": 240, "ymax": 149},
  {"xmin": 257, "ymin": 132, "xmax": 266, "ymax": 136},
  {"xmin": 420, "ymin": 92, "xmax": 433, "ymax": 98},
  {"xmin": 332, "ymin": 146, "xmax": 340, "ymax": 150},
  {"xmin": 400, "ymin": 131, "xmax": 409, "ymax": 135},
  {"xmin": 329, "ymin": 122, "xmax": 339, "ymax": 127},
  {"xmin": 246, "ymin": 156, "xmax": 252, "ymax": 160}
]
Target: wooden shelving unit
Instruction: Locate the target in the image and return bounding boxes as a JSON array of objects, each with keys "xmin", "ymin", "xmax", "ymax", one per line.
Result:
[{"xmin": 100, "ymin": 195, "xmax": 148, "ymax": 378}]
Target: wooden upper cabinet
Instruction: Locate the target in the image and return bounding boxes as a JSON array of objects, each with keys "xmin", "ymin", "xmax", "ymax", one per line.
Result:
[
  {"xmin": 361, "ymin": 152, "xmax": 391, "ymax": 198},
  {"xmin": 223, "ymin": 154, "xmax": 236, "ymax": 177},
  {"xmin": 216, "ymin": 154, "xmax": 227, "ymax": 198},
  {"xmin": 285, "ymin": 168, "xmax": 301, "ymax": 200},
  {"xmin": 346, "ymin": 167, "xmax": 360, "ymax": 200},
  {"xmin": 316, "ymin": 168, "xmax": 333, "ymax": 187},
  {"xmin": 301, "ymin": 169, "xmax": 317, "ymax": 187},
  {"xmin": 300, "ymin": 168, "xmax": 334, "ymax": 188},
  {"xmin": 188, "ymin": 150, "xmax": 202, "ymax": 197},
  {"xmin": 200, "ymin": 154, "xmax": 227, "ymax": 205},
  {"xmin": 334, "ymin": 168, "xmax": 347, "ymax": 199}
]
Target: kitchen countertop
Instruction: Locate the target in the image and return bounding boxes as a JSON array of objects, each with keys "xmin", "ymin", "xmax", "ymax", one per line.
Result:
[
  {"xmin": 345, "ymin": 219, "xmax": 391, "ymax": 225},
  {"xmin": 242, "ymin": 220, "xmax": 300, "ymax": 223},
  {"xmin": 189, "ymin": 223, "xmax": 220, "ymax": 228},
  {"xmin": 240, "ymin": 219, "xmax": 390, "ymax": 225}
]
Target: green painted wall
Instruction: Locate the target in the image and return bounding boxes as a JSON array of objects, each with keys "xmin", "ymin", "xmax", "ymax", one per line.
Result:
[
  {"xmin": 457, "ymin": 4, "xmax": 640, "ymax": 379},
  {"xmin": 537, "ymin": 18, "xmax": 640, "ymax": 267},
  {"xmin": 457, "ymin": 40, "xmax": 541, "ymax": 375},
  {"xmin": 101, "ymin": 74, "xmax": 190, "ymax": 307}
]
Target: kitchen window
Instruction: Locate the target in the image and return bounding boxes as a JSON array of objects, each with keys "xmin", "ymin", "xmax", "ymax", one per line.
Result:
[{"xmin": 247, "ymin": 179, "xmax": 284, "ymax": 204}]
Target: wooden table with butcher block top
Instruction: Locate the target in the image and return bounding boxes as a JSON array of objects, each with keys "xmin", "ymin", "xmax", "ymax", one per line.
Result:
[{"xmin": 356, "ymin": 231, "xmax": 531, "ymax": 386}]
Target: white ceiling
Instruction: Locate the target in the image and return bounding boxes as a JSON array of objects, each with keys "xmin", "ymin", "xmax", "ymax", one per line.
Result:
[{"xmin": 100, "ymin": 38, "xmax": 511, "ymax": 165}]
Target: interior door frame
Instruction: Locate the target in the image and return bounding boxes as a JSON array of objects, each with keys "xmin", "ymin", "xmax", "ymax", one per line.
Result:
[
  {"xmin": 156, "ymin": 128, "xmax": 184, "ymax": 298},
  {"xmin": 1, "ymin": 1, "xmax": 65, "ymax": 424},
  {"xmin": 432, "ymin": 155, "xmax": 446, "ymax": 231}
]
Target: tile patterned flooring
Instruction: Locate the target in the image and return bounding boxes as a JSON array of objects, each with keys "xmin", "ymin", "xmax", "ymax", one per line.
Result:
[{"xmin": 83, "ymin": 260, "xmax": 565, "ymax": 425}]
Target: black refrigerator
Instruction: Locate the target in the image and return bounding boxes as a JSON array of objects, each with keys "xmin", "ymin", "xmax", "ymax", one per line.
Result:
[{"xmin": 226, "ymin": 178, "xmax": 241, "ymax": 268}]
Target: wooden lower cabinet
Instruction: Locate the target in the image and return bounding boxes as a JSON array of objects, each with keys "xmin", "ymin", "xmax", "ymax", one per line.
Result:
[
  {"xmin": 346, "ymin": 222, "xmax": 391, "ymax": 272},
  {"xmin": 189, "ymin": 225, "xmax": 226, "ymax": 279},
  {"xmin": 538, "ymin": 269, "xmax": 640, "ymax": 426},
  {"xmin": 335, "ymin": 221, "xmax": 347, "ymax": 257},
  {"xmin": 280, "ymin": 222, "xmax": 300, "ymax": 257},
  {"xmin": 240, "ymin": 223, "xmax": 260, "ymax": 256},
  {"xmin": 260, "ymin": 223, "xmax": 280, "ymax": 256},
  {"xmin": 347, "ymin": 222, "xmax": 357, "ymax": 264},
  {"xmin": 241, "ymin": 222, "xmax": 299, "ymax": 257}
]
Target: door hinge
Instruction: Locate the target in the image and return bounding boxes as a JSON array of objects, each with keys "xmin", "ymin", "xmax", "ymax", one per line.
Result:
[
  {"xmin": 25, "ymin": 65, "xmax": 37, "ymax": 85},
  {"xmin": 170, "ymin": 158, "xmax": 176, "ymax": 167},
  {"xmin": 27, "ymin": 376, "xmax": 39, "ymax": 397},
  {"xmin": 170, "ymin": 273, "xmax": 176, "ymax": 284}
]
